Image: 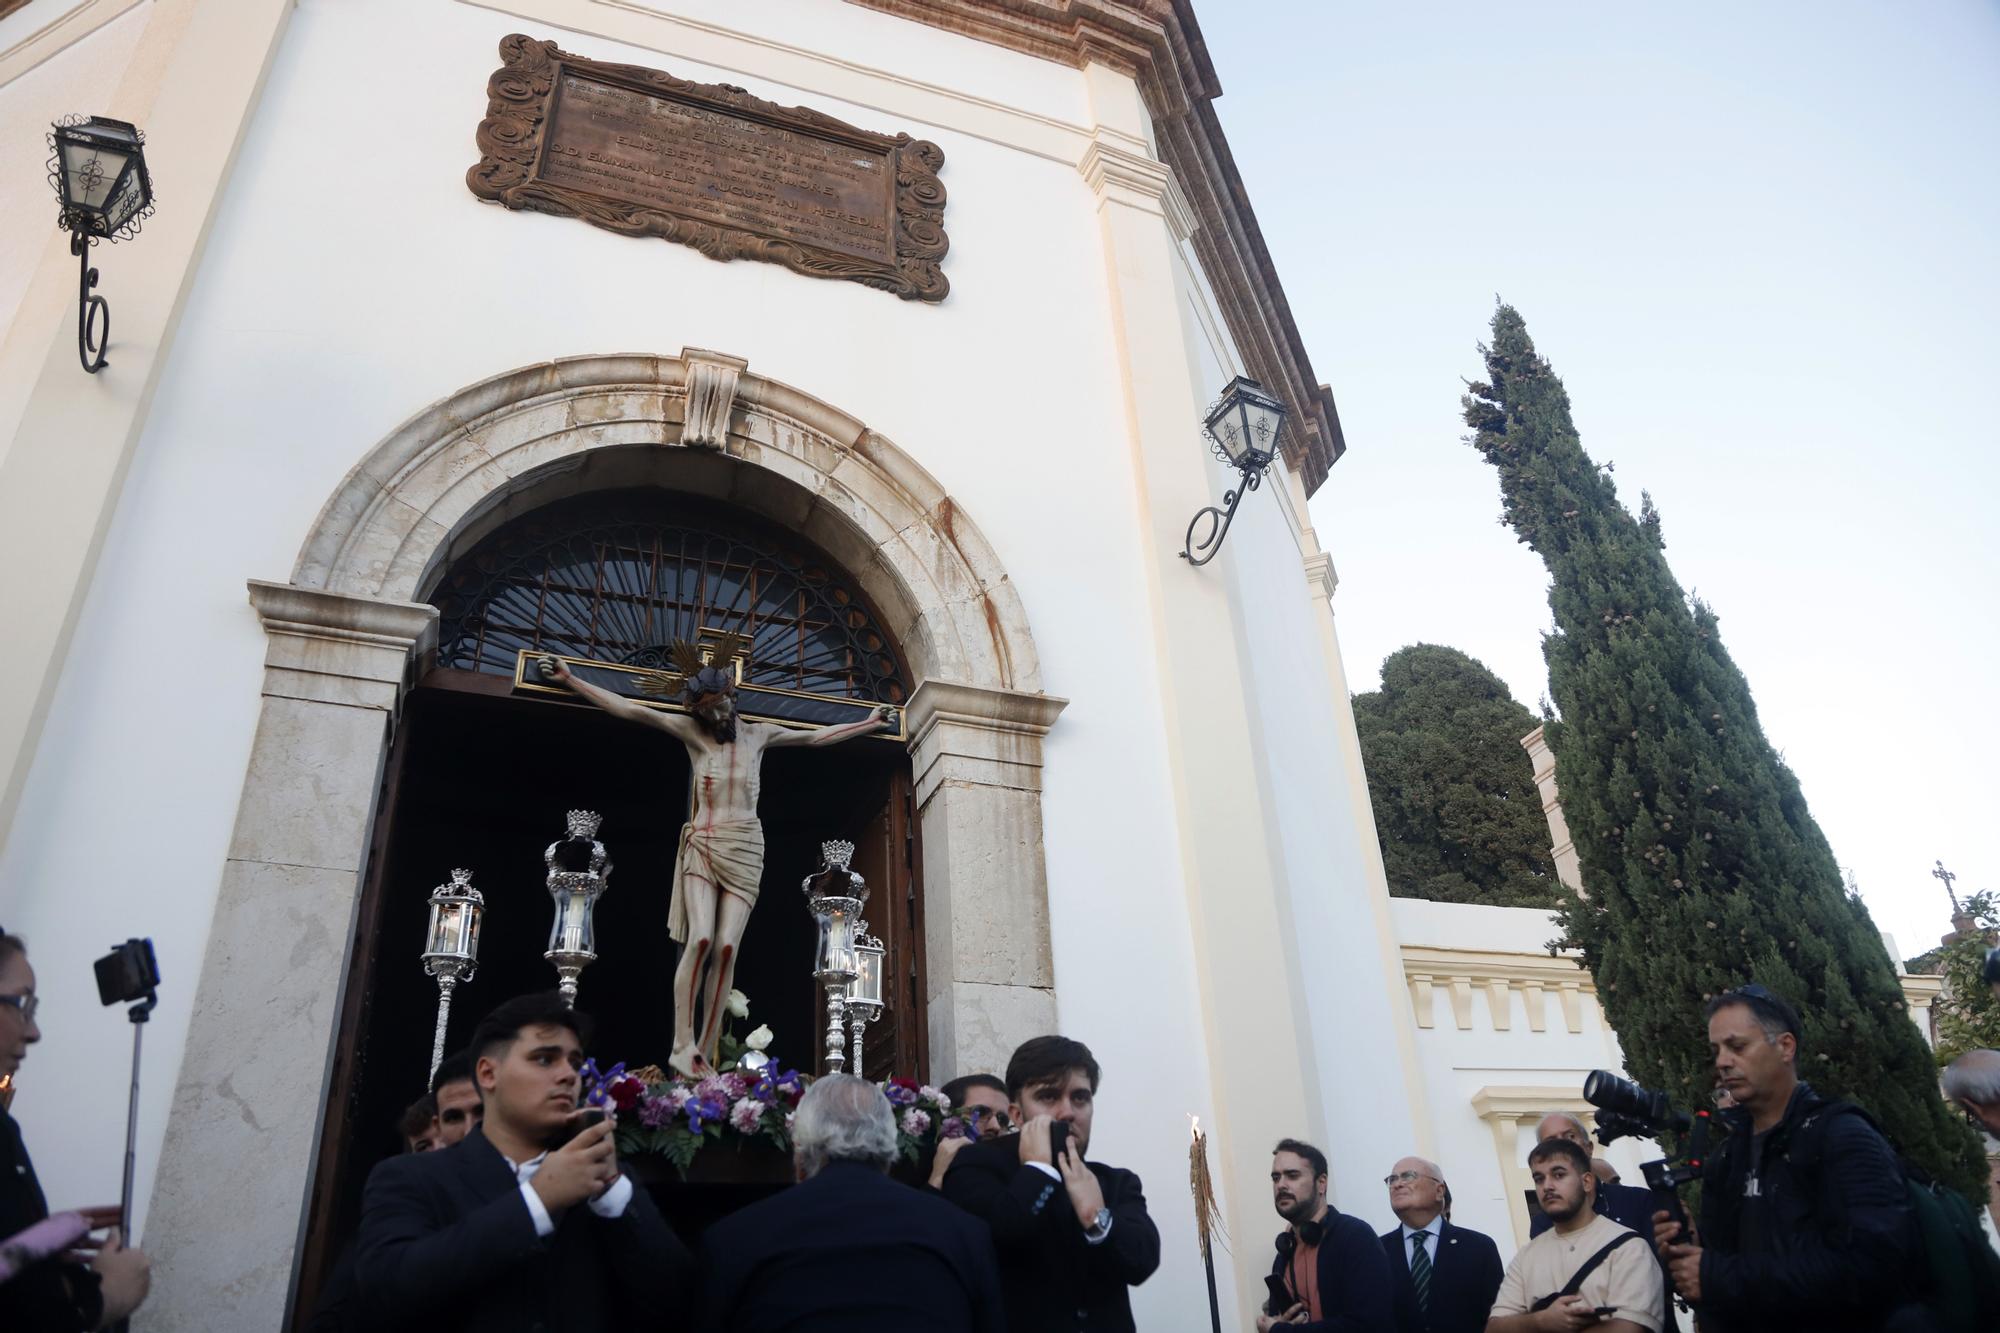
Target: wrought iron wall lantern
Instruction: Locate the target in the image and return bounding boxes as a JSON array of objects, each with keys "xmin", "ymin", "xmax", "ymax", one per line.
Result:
[
  {"xmin": 47, "ymin": 116, "xmax": 155, "ymax": 374},
  {"xmin": 1180, "ymin": 375, "xmax": 1290, "ymax": 566}
]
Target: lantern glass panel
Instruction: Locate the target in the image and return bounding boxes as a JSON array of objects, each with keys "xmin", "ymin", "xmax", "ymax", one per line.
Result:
[
  {"xmin": 854, "ymin": 942, "xmax": 884, "ymax": 1007},
  {"xmin": 59, "ymin": 137, "xmax": 130, "ymax": 214},
  {"xmin": 549, "ymin": 891, "xmax": 597, "ymax": 956},
  {"xmin": 813, "ymin": 907, "xmax": 857, "ymax": 979}
]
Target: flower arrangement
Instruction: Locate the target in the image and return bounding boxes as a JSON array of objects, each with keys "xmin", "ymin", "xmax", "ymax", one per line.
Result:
[{"xmin": 576, "ymin": 991, "xmax": 975, "ymax": 1177}]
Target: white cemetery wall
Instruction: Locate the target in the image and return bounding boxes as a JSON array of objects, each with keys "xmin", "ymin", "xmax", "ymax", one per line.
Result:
[{"xmin": 1389, "ymin": 897, "xmax": 1656, "ymax": 1250}]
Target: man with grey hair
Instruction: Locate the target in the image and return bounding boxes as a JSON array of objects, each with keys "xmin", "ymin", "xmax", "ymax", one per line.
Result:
[
  {"xmin": 1380, "ymin": 1154, "xmax": 1501, "ymax": 1333},
  {"xmin": 1943, "ymin": 1049, "xmax": 2000, "ymax": 1139},
  {"xmin": 699, "ymin": 1074, "xmax": 1003, "ymax": 1332}
]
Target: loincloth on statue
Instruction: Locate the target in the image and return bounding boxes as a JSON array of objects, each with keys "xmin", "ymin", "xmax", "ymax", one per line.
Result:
[{"xmin": 668, "ymin": 818, "xmax": 766, "ymax": 943}]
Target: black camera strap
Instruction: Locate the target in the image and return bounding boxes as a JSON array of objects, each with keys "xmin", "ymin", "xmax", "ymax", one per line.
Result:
[{"xmin": 1528, "ymin": 1230, "xmax": 1643, "ymax": 1312}]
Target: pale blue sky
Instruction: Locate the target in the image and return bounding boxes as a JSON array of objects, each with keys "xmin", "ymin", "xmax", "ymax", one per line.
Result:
[{"xmin": 1202, "ymin": 2, "xmax": 2000, "ymax": 959}]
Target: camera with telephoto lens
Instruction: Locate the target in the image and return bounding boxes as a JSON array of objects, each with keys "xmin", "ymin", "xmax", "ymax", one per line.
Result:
[{"xmin": 1583, "ymin": 1070, "xmax": 1714, "ymax": 1247}]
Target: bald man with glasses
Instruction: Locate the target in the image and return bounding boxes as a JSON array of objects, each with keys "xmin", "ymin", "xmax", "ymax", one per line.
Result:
[{"xmin": 1379, "ymin": 1157, "xmax": 1501, "ymax": 1333}]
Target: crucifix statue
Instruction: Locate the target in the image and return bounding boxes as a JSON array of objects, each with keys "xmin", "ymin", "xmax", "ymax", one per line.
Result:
[{"xmin": 540, "ymin": 641, "xmax": 893, "ymax": 1077}]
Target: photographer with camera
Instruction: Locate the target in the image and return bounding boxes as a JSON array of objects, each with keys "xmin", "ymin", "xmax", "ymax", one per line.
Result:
[
  {"xmin": 1649, "ymin": 984, "xmax": 1920, "ymax": 1332},
  {"xmin": 0, "ymin": 933, "xmax": 152, "ymax": 1330}
]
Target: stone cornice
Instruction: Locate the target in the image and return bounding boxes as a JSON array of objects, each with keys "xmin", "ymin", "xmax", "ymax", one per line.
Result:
[
  {"xmin": 1303, "ymin": 551, "xmax": 1337, "ymax": 602},
  {"xmin": 247, "ymin": 580, "xmax": 439, "ymax": 648},
  {"xmin": 846, "ymin": 0, "xmax": 1344, "ymax": 489}
]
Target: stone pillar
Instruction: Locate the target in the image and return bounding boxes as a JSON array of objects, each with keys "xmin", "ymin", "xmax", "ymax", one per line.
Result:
[
  {"xmin": 906, "ymin": 679, "xmax": 1067, "ymax": 1080},
  {"xmin": 141, "ymin": 581, "xmax": 434, "ymax": 1332},
  {"xmin": 1521, "ymin": 724, "xmax": 1586, "ymax": 895}
]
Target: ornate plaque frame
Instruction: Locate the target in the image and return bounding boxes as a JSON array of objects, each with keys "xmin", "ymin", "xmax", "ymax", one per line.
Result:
[{"xmin": 468, "ymin": 35, "xmax": 949, "ymax": 301}]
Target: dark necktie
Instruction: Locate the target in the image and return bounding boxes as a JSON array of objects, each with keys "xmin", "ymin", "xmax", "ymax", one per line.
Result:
[{"xmin": 1409, "ymin": 1230, "xmax": 1433, "ymax": 1314}]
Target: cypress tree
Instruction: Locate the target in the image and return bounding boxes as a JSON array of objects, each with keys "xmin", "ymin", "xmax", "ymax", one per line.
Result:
[
  {"xmin": 1354, "ymin": 644, "xmax": 1560, "ymax": 909},
  {"xmin": 1461, "ymin": 305, "xmax": 1986, "ymax": 1195}
]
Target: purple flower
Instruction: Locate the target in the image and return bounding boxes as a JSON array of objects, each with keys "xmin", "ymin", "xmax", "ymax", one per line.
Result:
[
  {"xmin": 728, "ymin": 1097, "xmax": 764, "ymax": 1134},
  {"xmin": 576, "ymin": 1059, "xmax": 628, "ymax": 1110},
  {"xmin": 638, "ymin": 1094, "xmax": 674, "ymax": 1129},
  {"xmin": 884, "ymin": 1082, "xmax": 919, "ymax": 1106},
  {"xmin": 685, "ymin": 1096, "xmax": 727, "ymax": 1132},
  {"xmin": 941, "ymin": 1116, "xmax": 970, "ymax": 1141},
  {"xmin": 900, "ymin": 1108, "xmax": 931, "ymax": 1137}
]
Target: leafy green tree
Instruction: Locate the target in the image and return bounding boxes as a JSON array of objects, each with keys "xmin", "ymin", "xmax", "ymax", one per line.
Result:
[
  {"xmin": 1354, "ymin": 644, "xmax": 1560, "ymax": 908},
  {"xmin": 1928, "ymin": 891, "xmax": 2000, "ymax": 1067},
  {"xmin": 1461, "ymin": 304, "xmax": 1986, "ymax": 1195}
]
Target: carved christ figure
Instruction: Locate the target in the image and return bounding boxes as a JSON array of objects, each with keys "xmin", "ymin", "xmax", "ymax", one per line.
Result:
[{"xmin": 541, "ymin": 647, "xmax": 892, "ymax": 1077}]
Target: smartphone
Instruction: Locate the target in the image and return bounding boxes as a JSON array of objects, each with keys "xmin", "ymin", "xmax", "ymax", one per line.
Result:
[
  {"xmin": 1048, "ymin": 1119, "xmax": 1071, "ymax": 1163},
  {"xmin": 1593, "ymin": 1309, "xmax": 1618, "ymax": 1321},
  {"xmin": 549, "ymin": 1107, "xmax": 607, "ymax": 1149},
  {"xmin": 93, "ymin": 938, "xmax": 159, "ymax": 1007}
]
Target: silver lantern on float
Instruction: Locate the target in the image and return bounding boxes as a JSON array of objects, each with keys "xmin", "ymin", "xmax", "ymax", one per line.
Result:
[
  {"xmin": 544, "ymin": 810, "xmax": 610, "ymax": 1007},
  {"xmin": 802, "ymin": 840, "xmax": 868, "ymax": 1073},
  {"xmin": 421, "ymin": 868, "xmax": 485, "ymax": 1082},
  {"xmin": 846, "ymin": 926, "xmax": 885, "ymax": 1072}
]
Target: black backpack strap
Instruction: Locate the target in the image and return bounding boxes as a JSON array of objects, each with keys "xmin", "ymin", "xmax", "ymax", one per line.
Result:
[{"xmin": 1528, "ymin": 1231, "xmax": 1644, "ymax": 1312}]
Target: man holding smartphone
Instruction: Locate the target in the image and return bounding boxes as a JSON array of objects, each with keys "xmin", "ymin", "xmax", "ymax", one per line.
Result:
[
  {"xmin": 353, "ymin": 992, "xmax": 690, "ymax": 1332},
  {"xmin": 941, "ymin": 1036, "xmax": 1160, "ymax": 1332},
  {"xmin": 1485, "ymin": 1139, "xmax": 1662, "ymax": 1333}
]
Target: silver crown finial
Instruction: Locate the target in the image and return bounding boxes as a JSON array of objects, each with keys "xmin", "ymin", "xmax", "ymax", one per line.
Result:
[
  {"xmin": 566, "ymin": 810, "xmax": 603, "ymax": 839},
  {"xmin": 821, "ymin": 839, "xmax": 855, "ymax": 871}
]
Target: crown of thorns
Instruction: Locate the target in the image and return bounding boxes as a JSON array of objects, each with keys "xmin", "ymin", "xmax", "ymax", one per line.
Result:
[{"xmin": 638, "ymin": 633, "xmax": 750, "ymax": 703}]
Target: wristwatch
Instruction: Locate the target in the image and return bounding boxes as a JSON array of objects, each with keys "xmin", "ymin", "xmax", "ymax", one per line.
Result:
[{"xmin": 1084, "ymin": 1206, "xmax": 1113, "ymax": 1241}]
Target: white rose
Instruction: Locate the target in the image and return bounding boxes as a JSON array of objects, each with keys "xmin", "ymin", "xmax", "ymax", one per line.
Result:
[
  {"xmin": 744, "ymin": 1023, "xmax": 773, "ymax": 1052},
  {"xmin": 726, "ymin": 988, "xmax": 750, "ymax": 1019}
]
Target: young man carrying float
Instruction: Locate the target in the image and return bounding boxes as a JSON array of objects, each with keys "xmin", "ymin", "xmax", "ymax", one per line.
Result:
[{"xmin": 540, "ymin": 641, "xmax": 892, "ymax": 1077}]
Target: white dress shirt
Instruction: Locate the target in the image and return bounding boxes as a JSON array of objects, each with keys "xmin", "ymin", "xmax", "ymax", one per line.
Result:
[{"xmin": 503, "ymin": 1149, "xmax": 633, "ymax": 1237}]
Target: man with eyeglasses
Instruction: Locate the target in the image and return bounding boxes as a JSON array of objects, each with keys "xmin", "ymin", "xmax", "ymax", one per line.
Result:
[
  {"xmin": 1256, "ymin": 1138, "xmax": 1392, "ymax": 1330},
  {"xmin": 0, "ymin": 931, "xmax": 153, "ymax": 1330},
  {"xmin": 1379, "ymin": 1157, "xmax": 1500, "ymax": 1333},
  {"xmin": 1648, "ymin": 983, "xmax": 1923, "ymax": 1333}
]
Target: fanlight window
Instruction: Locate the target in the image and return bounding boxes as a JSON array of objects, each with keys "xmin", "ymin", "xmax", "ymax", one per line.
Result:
[{"xmin": 431, "ymin": 492, "xmax": 909, "ymax": 704}]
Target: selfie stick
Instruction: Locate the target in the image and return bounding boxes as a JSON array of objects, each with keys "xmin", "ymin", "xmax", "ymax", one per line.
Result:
[{"xmin": 120, "ymin": 989, "xmax": 156, "ymax": 1242}]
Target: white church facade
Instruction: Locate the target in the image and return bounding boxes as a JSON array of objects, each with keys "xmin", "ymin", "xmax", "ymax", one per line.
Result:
[{"xmin": 0, "ymin": 3, "xmax": 1951, "ymax": 1329}]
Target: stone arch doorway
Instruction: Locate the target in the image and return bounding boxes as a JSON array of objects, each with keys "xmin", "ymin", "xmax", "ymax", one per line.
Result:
[{"xmin": 140, "ymin": 352, "xmax": 1067, "ymax": 1332}]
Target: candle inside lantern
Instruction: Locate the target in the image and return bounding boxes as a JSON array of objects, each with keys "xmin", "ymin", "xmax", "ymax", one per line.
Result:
[
  {"xmin": 812, "ymin": 902, "xmax": 858, "ymax": 980},
  {"xmin": 422, "ymin": 868, "xmax": 485, "ymax": 972},
  {"xmin": 547, "ymin": 888, "xmax": 597, "ymax": 957},
  {"xmin": 852, "ymin": 934, "xmax": 885, "ymax": 1008}
]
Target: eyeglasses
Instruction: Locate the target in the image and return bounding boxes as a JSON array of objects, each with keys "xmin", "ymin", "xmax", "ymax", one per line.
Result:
[
  {"xmin": 1383, "ymin": 1171, "xmax": 1439, "ymax": 1187},
  {"xmin": 0, "ymin": 994, "xmax": 37, "ymax": 1023}
]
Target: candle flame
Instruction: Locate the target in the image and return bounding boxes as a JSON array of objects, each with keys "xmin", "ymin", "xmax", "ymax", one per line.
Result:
[{"xmin": 1188, "ymin": 1112, "xmax": 1201, "ymax": 1141}]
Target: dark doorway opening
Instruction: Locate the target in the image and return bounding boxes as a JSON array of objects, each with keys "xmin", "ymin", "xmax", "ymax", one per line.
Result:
[{"xmin": 290, "ymin": 676, "xmax": 921, "ymax": 1325}]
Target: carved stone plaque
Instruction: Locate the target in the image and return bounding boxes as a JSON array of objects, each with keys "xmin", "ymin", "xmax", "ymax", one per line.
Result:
[{"xmin": 469, "ymin": 35, "xmax": 949, "ymax": 301}]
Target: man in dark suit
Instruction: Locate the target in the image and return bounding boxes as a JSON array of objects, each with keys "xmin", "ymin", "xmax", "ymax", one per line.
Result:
[
  {"xmin": 700, "ymin": 1073, "xmax": 1003, "ymax": 1332},
  {"xmin": 1259, "ymin": 1138, "xmax": 1394, "ymax": 1331},
  {"xmin": 353, "ymin": 992, "xmax": 690, "ymax": 1332},
  {"xmin": 1378, "ymin": 1155, "xmax": 1501, "ymax": 1333},
  {"xmin": 1526, "ymin": 1114, "xmax": 1654, "ymax": 1237},
  {"xmin": 941, "ymin": 1035, "xmax": 1160, "ymax": 1333}
]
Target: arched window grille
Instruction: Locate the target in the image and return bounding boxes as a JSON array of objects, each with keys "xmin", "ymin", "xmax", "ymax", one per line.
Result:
[{"xmin": 431, "ymin": 491, "xmax": 910, "ymax": 704}]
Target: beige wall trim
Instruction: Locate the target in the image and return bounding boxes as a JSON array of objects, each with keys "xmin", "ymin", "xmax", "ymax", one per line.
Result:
[
  {"xmin": 848, "ymin": 0, "xmax": 1344, "ymax": 487},
  {"xmin": 1472, "ymin": 1086, "xmax": 1604, "ymax": 1246},
  {"xmin": 1520, "ymin": 724, "xmax": 1586, "ymax": 895},
  {"xmin": 143, "ymin": 584, "xmax": 438, "ymax": 1332},
  {"xmin": 1402, "ymin": 944, "xmax": 1594, "ymax": 1034},
  {"xmin": 0, "ymin": 0, "xmax": 146, "ymax": 89},
  {"xmin": 1303, "ymin": 551, "xmax": 1337, "ymax": 602},
  {"xmin": 0, "ymin": 0, "xmax": 294, "ymax": 850}
]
